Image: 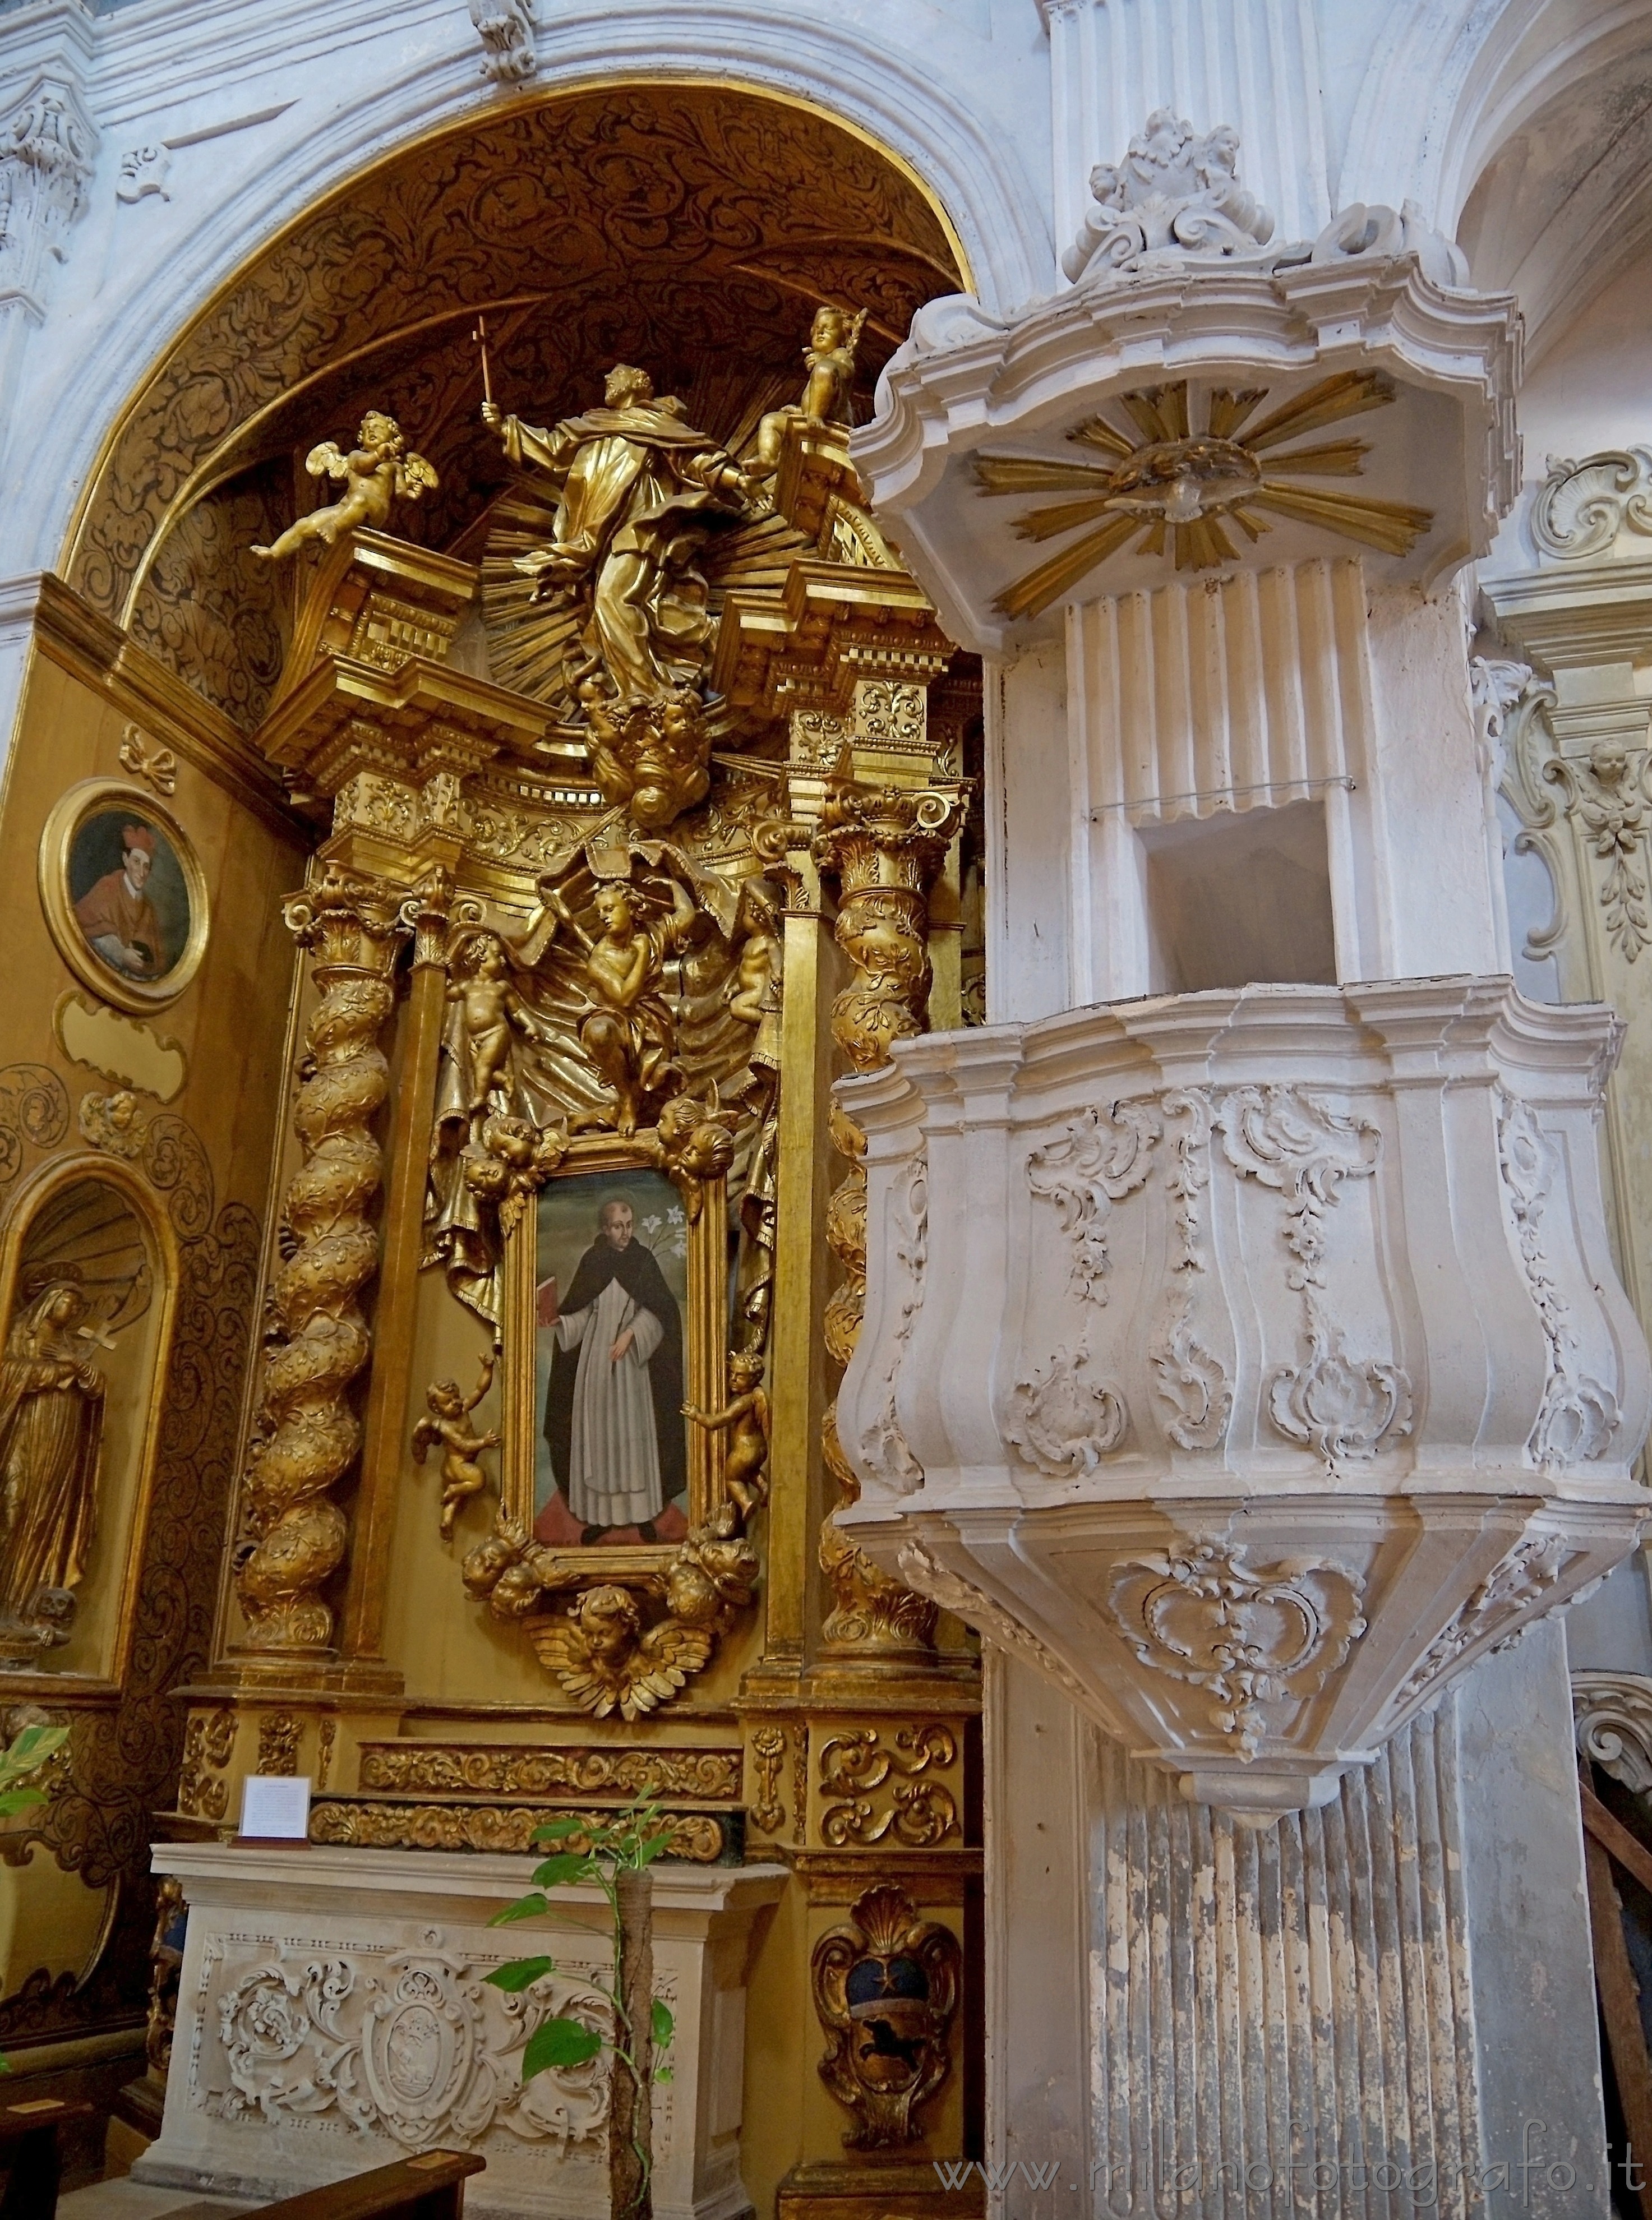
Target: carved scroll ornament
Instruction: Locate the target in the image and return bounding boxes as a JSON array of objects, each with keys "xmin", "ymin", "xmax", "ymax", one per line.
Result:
[
  {"xmin": 1575, "ymin": 1670, "xmax": 1652, "ymax": 1794},
  {"xmin": 1110, "ymin": 1544, "xmax": 1367, "ymax": 1755}
]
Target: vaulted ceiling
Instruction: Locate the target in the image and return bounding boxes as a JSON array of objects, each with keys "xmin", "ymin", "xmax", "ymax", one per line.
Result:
[{"xmin": 69, "ymin": 81, "xmax": 965, "ymax": 730}]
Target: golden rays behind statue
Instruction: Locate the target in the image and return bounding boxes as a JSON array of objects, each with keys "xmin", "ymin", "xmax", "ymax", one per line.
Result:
[{"xmin": 976, "ymin": 371, "xmax": 1434, "ymax": 619}]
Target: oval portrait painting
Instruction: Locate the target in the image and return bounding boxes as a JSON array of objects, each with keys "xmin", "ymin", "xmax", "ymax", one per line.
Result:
[{"xmin": 40, "ymin": 779, "xmax": 208, "ymax": 1014}]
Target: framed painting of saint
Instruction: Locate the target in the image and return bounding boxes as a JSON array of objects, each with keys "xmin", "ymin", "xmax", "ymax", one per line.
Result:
[
  {"xmin": 501, "ymin": 1137, "xmax": 728, "ymax": 1562},
  {"xmin": 40, "ymin": 779, "xmax": 208, "ymax": 1016}
]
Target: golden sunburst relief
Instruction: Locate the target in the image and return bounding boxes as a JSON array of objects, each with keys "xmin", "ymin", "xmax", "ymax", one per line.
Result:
[{"xmin": 976, "ymin": 372, "xmax": 1435, "ymax": 620}]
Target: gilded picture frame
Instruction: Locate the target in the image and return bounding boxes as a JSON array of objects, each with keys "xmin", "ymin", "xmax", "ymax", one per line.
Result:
[
  {"xmin": 502, "ymin": 1132, "xmax": 728, "ymax": 1584},
  {"xmin": 39, "ymin": 778, "xmax": 209, "ymax": 1017}
]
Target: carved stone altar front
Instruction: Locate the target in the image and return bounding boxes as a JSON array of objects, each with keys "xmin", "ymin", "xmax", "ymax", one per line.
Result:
[{"xmin": 135, "ymin": 1844, "xmax": 785, "ymax": 2219}]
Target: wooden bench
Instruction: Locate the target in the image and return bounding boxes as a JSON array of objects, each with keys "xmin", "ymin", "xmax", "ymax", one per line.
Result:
[
  {"xmin": 251, "ymin": 2149, "xmax": 486, "ymax": 2217},
  {"xmin": 0, "ymin": 2094, "xmax": 93, "ymax": 2218}
]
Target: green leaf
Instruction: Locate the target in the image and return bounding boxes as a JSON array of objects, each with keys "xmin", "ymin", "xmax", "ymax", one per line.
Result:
[
  {"xmin": 653, "ymin": 2065, "xmax": 673, "ymax": 2084},
  {"xmin": 523, "ymin": 2015, "xmax": 604, "ymax": 2079},
  {"xmin": 0, "ymin": 1725, "xmax": 66, "ymax": 1785},
  {"xmin": 0, "ymin": 1788, "xmax": 46, "ymax": 1817},
  {"xmin": 636, "ymin": 1829, "xmax": 675, "ymax": 1866},
  {"xmin": 532, "ymin": 1852, "xmax": 593, "ymax": 1889},
  {"xmin": 650, "ymin": 1998, "xmax": 674, "ymax": 2047},
  {"xmin": 488, "ymin": 1891, "xmax": 550, "ymax": 1927},
  {"xmin": 531, "ymin": 1816, "xmax": 587, "ymax": 1844},
  {"xmin": 484, "ymin": 1957, "xmax": 555, "ymax": 1992}
]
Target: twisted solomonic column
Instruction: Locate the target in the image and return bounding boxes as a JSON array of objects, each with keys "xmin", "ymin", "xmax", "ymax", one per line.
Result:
[
  {"xmin": 811, "ymin": 766, "xmax": 963, "ymax": 1657},
  {"xmin": 235, "ymin": 864, "xmax": 410, "ymax": 1651}
]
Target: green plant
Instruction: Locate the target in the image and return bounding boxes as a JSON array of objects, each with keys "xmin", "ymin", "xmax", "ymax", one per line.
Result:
[
  {"xmin": 0, "ymin": 1721, "xmax": 70, "ymax": 2074},
  {"xmin": 487, "ymin": 1798, "xmax": 677, "ymax": 2220}
]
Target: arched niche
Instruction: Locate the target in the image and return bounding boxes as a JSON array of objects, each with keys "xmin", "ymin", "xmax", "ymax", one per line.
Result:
[
  {"xmin": 0, "ymin": 1155, "xmax": 179, "ymax": 1686},
  {"xmin": 63, "ymin": 80, "xmax": 967, "ymax": 732},
  {"xmin": 0, "ymin": 1158, "xmax": 179, "ymax": 2013}
]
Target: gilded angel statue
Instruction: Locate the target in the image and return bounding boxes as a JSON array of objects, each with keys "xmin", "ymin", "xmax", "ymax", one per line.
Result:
[
  {"xmin": 252, "ymin": 410, "xmax": 439, "ymax": 561},
  {"xmin": 751, "ymin": 303, "xmax": 869, "ymax": 478},
  {"xmin": 412, "ymin": 1350, "xmax": 500, "ymax": 1540},
  {"xmin": 535, "ymin": 1584, "xmax": 715, "ymax": 1723}
]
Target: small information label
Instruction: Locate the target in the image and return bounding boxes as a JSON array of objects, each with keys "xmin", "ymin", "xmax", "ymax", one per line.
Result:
[{"xmin": 238, "ymin": 1774, "xmax": 311, "ymax": 1841}]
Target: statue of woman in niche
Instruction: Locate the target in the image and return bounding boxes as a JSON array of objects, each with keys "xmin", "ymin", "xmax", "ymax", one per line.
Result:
[{"xmin": 0, "ymin": 1271, "xmax": 105, "ymax": 1660}]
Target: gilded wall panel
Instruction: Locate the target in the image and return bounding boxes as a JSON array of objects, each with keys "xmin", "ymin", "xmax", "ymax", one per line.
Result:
[{"xmin": 0, "ymin": 634, "xmax": 300, "ymax": 2054}]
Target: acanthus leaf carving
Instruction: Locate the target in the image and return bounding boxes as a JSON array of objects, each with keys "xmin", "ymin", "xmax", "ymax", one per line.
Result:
[
  {"xmin": 0, "ymin": 72, "xmax": 96, "ymax": 312},
  {"xmin": 1215, "ymin": 1084, "xmax": 1412, "ymax": 1464},
  {"xmin": 1027, "ymin": 1100, "xmax": 1160, "ymax": 1303},
  {"xmin": 851, "ymin": 1146, "xmax": 927, "ymax": 1493},
  {"xmin": 469, "ymin": 0, "xmax": 537, "ymax": 84},
  {"xmin": 1063, "ymin": 109, "xmax": 1272, "ymax": 285},
  {"xmin": 1396, "ymin": 1535, "xmax": 1576, "ymax": 1712},
  {"xmin": 1496, "ymin": 1091, "xmax": 1620, "ymax": 1465},
  {"xmin": 1006, "ymin": 1342, "xmax": 1129, "ymax": 1476},
  {"xmin": 1268, "ymin": 1296, "xmax": 1413, "ymax": 1465},
  {"xmin": 1545, "ymin": 742, "xmax": 1652, "ymax": 963},
  {"xmin": 1109, "ymin": 1545, "xmax": 1367, "ymax": 1757},
  {"xmin": 1214, "ymin": 1085, "xmax": 1379, "ymax": 1289}
]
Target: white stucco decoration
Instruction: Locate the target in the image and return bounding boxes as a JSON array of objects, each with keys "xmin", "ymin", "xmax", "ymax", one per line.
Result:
[
  {"xmin": 859, "ymin": 202, "xmax": 1515, "ymax": 652},
  {"xmin": 1060, "ymin": 107, "xmax": 1273, "ymax": 284},
  {"xmin": 836, "ymin": 979, "xmax": 1651, "ymax": 1815}
]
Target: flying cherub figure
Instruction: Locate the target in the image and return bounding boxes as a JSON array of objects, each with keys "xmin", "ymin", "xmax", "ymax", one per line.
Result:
[
  {"xmin": 684, "ymin": 1350, "xmax": 770, "ymax": 1519},
  {"xmin": 412, "ymin": 1351, "xmax": 500, "ymax": 1539},
  {"xmin": 252, "ymin": 411, "xmax": 438, "ymax": 561}
]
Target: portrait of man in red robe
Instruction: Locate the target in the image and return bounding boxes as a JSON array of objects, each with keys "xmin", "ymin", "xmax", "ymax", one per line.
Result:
[{"xmin": 73, "ymin": 823, "xmax": 168, "ymax": 981}]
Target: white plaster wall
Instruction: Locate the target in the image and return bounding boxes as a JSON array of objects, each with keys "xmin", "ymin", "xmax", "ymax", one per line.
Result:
[{"xmin": 1513, "ymin": 248, "xmax": 1652, "ymax": 469}]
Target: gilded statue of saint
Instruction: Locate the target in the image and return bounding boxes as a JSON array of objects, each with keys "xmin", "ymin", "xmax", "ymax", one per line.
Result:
[
  {"xmin": 482, "ymin": 365, "xmax": 751, "ymax": 712},
  {"xmin": 0, "ymin": 1272, "xmax": 105, "ymax": 1658}
]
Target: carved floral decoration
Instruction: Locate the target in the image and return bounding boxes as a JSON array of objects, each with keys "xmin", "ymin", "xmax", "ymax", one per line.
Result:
[
  {"xmin": 1109, "ymin": 1544, "xmax": 1367, "ymax": 1755},
  {"xmin": 1215, "ymin": 1085, "xmax": 1412, "ymax": 1465},
  {"xmin": 214, "ymin": 1939, "xmax": 610, "ymax": 2151},
  {"xmin": 1496, "ymin": 1092, "xmax": 1619, "ymax": 1466}
]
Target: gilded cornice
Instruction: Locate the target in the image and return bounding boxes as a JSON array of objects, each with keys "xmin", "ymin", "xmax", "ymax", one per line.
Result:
[{"xmin": 24, "ymin": 571, "xmax": 301, "ymax": 837}]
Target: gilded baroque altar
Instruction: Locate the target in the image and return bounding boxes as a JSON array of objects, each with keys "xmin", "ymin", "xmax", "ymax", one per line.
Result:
[{"xmin": 151, "ymin": 314, "xmax": 982, "ymax": 2212}]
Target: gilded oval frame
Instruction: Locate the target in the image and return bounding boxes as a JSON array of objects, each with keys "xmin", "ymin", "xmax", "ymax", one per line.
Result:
[{"xmin": 39, "ymin": 778, "xmax": 210, "ymax": 1017}]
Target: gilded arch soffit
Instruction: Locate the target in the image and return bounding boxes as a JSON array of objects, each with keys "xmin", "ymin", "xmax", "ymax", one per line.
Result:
[{"xmin": 66, "ymin": 81, "xmax": 966, "ymax": 640}]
